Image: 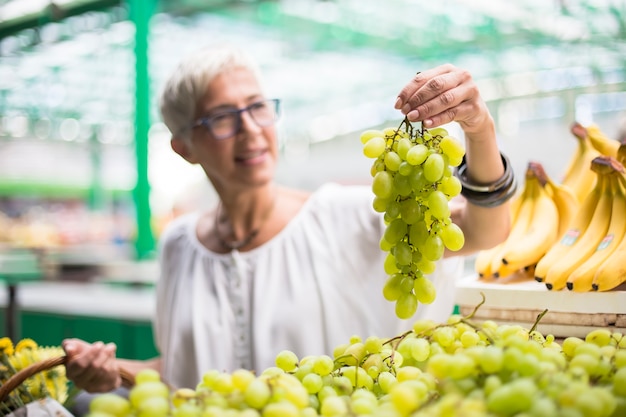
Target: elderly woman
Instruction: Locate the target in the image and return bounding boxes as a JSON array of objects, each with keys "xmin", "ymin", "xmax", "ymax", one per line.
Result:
[{"xmin": 63, "ymin": 44, "xmax": 513, "ymax": 391}]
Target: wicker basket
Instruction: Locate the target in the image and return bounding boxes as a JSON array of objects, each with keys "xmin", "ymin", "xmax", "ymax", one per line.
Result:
[{"xmin": 0, "ymin": 355, "xmax": 135, "ymax": 407}]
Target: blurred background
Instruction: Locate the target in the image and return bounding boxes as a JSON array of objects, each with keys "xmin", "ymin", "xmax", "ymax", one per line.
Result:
[{"xmin": 0, "ymin": 0, "xmax": 625, "ymax": 353}]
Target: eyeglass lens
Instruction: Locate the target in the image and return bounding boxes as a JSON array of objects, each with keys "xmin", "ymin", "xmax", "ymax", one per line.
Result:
[{"xmin": 210, "ymin": 100, "xmax": 278, "ymax": 139}]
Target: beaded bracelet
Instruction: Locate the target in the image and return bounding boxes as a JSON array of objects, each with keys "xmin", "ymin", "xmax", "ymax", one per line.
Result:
[{"xmin": 455, "ymin": 152, "xmax": 517, "ymax": 208}]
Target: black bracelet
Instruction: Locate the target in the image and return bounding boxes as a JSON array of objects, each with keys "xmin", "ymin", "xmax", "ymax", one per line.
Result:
[{"xmin": 455, "ymin": 152, "xmax": 517, "ymax": 208}]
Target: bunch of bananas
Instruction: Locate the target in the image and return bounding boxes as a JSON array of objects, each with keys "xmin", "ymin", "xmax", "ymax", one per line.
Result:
[
  {"xmin": 475, "ymin": 121, "xmax": 626, "ymax": 292},
  {"xmin": 474, "ymin": 161, "xmax": 574, "ymax": 280},
  {"xmin": 536, "ymin": 155, "xmax": 626, "ymax": 292}
]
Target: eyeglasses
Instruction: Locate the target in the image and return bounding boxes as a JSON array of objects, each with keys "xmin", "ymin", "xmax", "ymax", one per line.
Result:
[{"xmin": 189, "ymin": 98, "xmax": 281, "ymax": 140}]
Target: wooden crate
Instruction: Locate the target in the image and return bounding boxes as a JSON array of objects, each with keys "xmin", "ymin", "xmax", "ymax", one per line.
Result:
[{"xmin": 454, "ymin": 273, "xmax": 626, "ymax": 338}]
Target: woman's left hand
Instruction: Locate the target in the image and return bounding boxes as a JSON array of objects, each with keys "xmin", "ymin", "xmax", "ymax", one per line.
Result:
[{"xmin": 394, "ymin": 64, "xmax": 492, "ymax": 136}]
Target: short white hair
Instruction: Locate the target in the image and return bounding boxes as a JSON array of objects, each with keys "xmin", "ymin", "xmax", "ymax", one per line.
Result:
[{"xmin": 159, "ymin": 44, "xmax": 263, "ymax": 139}]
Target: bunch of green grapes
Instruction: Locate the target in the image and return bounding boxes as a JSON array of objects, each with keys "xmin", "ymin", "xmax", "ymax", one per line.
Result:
[
  {"xmin": 87, "ymin": 319, "xmax": 626, "ymax": 417},
  {"xmin": 360, "ymin": 119, "xmax": 466, "ymax": 319}
]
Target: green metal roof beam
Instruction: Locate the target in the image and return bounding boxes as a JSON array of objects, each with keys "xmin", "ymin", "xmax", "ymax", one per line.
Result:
[{"xmin": 0, "ymin": 0, "xmax": 122, "ymax": 40}]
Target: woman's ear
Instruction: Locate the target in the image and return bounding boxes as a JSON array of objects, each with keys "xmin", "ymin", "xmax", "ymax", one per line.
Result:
[{"xmin": 171, "ymin": 136, "xmax": 198, "ymax": 164}]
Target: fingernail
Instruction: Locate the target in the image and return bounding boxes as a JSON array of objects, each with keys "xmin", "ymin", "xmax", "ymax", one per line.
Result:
[
  {"xmin": 424, "ymin": 119, "xmax": 433, "ymax": 127},
  {"xmin": 401, "ymin": 104, "xmax": 411, "ymax": 115},
  {"xmin": 407, "ymin": 110, "xmax": 420, "ymax": 121},
  {"xmin": 394, "ymin": 97, "xmax": 402, "ymax": 109}
]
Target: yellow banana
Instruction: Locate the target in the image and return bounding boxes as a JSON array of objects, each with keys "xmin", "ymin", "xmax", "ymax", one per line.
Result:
[
  {"xmin": 585, "ymin": 123, "xmax": 620, "ymax": 158},
  {"xmin": 534, "ymin": 169, "xmax": 603, "ymax": 283},
  {"xmin": 474, "ymin": 243, "xmax": 500, "ymax": 279},
  {"xmin": 592, "ymin": 171, "xmax": 626, "ymax": 291},
  {"xmin": 545, "ymin": 178, "xmax": 579, "ymax": 238},
  {"xmin": 544, "ymin": 166, "xmax": 613, "ymax": 291},
  {"xmin": 562, "ymin": 123, "xmax": 600, "ymax": 203},
  {"xmin": 618, "ymin": 142, "xmax": 626, "ymax": 165},
  {"xmin": 490, "ymin": 166, "xmax": 538, "ymax": 279},
  {"xmin": 500, "ymin": 164, "xmax": 560, "ymax": 273},
  {"xmin": 473, "ymin": 188, "xmax": 524, "ymax": 279},
  {"xmin": 567, "ymin": 172, "xmax": 626, "ymax": 292}
]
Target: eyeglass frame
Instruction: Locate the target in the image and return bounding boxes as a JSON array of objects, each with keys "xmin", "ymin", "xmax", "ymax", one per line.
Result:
[{"xmin": 186, "ymin": 98, "xmax": 281, "ymax": 140}]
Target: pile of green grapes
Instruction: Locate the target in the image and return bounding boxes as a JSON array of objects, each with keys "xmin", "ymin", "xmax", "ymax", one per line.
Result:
[
  {"xmin": 360, "ymin": 119, "xmax": 466, "ymax": 319},
  {"xmin": 88, "ymin": 313, "xmax": 626, "ymax": 417}
]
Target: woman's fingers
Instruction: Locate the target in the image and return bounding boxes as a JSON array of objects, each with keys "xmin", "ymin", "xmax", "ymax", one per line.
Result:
[
  {"xmin": 63, "ymin": 339, "xmax": 121, "ymax": 392},
  {"xmin": 395, "ymin": 65, "xmax": 481, "ymax": 128}
]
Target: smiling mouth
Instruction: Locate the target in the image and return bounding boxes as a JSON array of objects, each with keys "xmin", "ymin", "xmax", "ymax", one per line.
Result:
[{"xmin": 236, "ymin": 149, "xmax": 266, "ymax": 164}]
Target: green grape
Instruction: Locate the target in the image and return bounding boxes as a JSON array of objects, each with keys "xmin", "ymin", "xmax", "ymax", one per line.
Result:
[
  {"xmin": 398, "ymin": 275, "xmax": 414, "ymax": 294},
  {"xmin": 410, "ymin": 337, "xmax": 431, "ymax": 362},
  {"xmin": 395, "ymin": 293, "xmax": 418, "ymax": 319},
  {"xmin": 363, "ymin": 136, "xmax": 387, "ymax": 158},
  {"xmin": 136, "ymin": 396, "xmax": 169, "ymax": 417},
  {"xmin": 377, "ymin": 371, "xmax": 398, "ymax": 394},
  {"xmin": 379, "ymin": 236, "xmax": 392, "ymax": 251},
  {"xmin": 478, "ymin": 345, "xmax": 504, "ymax": 374},
  {"xmin": 90, "ymin": 393, "xmax": 131, "ymax": 417},
  {"xmin": 172, "ymin": 403, "xmax": 202, "ymax": 417},
  {"xmin": 398, "ymin": 161, "xmax": 413, "ymax": 176},
  {"xmin": 372, "ymin": 171, "xmax": 394, "ymax": 199},
  {"xmin": 423, "ymin": 153, "xmax": 445, "ymax": 183},
  {"xmin": 384, "ymin": 218, "xmax": 408, "ymax": 244},
  {"xmin": 320, "ymin": 395, "xmax": 349, "ymax": 416},
  {"xmin": 394, "ymin": 241, "xmax": 413, "ymax": 266},
  {"xmin": 399, "ymin": 199, "xmax": 422, "ymax": 224},
  {"xmin": 406, "ymin": 144, "xmax": 429, "ymax": 165},
  {"xmin": 440, "ymin": 222, "xmax": 465, "ymax": 251},
  {"xmin": 385, "ymin": 199, "xmax": 401, "ymax": 219},
  {"xmin": 439, "ymin": 135, "xmax": 465, "ymax": 162},
  {"xmin": 396, "ymin": 137, "xmax": 412, "ymax": 159},
  {"xmin": 384, "ymin": 151, "xmax": 402, "ymax": 171},
  {"xmin": 427, "ymin": 190, "xmax": 450, "ymax": 219},
  {"xmin": 569, "ymin": 353, "xmax": 601, "ymax": 376},
  {"xmin": 263, "ymin": 402, "xmax": 300, "ymax": 417},
  {"xmin": 428, "ymin": 127, "xmax": 448, "ymax": 137},
  {"xmin": 129, "ymin": 381, "xmax": 170, "ymax": 408},
  {"xmin": 486, "ymin": 377, "xmax": 536, "ymax": 415},
  {"xmin": 439, "ymin": 175, "xmax": 462, "ymax": 197},
  {"xmin": 384, "ymin": 253, "xmax": 399, "ymax": 274},
  {"xmin": 393, "ymin": 173, "xmax": 412, "ymax": 196},
  {"xmin": 409, "ymin": 221, "xmax": 429, "ymax": 249},
  {"xmin": 413, "ymin": 275, "xmax": 436, "ymax": 304},
  {"xmin": 360, "ymin": 129, "xmax": 384, "ymax": 144},
  {"xmin": 613, "ymin": 367, "xmax": 626, "ymax": 397},
  {"xmin": 422, "ymin": 234, "xmax": 444, "ymax": 261},
  {"xmin": 135, "ymin": 368, "xmax": 162, "ymax": 385},
  {"xmin": 528, "ymin": 396, "xmax": 559, "ymax": 417},
  {"xmin": 574, "ymin": 342, "xmax": 602, "ymax": 359},
  {"xmin": 372, "ymin": 196, "xmax": 388, "ymax": 213},
  {"xmin": 390, "ymin": 380, "xmax": 428, "ymax": 415},
  {"xmin": 615, "ymin": 349, "xmax": 626, "ymax": 368},
  {"xmin": 276, "ymin": 350, "xmax": 299, "ymax": 372},
  {"xmin": 383, "ymin": 273, "xmax": 404, "ymax": 301},
  {"xmin": 312, "ymin": 355, "xmax": 335, "ymax": 376},
  {"xmin": 171, "ymin": 388, "xmax": 196, "ymax": 408},
  {"xmin": 365, "ymin": 336, "xmax": 384, "ymax": 354},
  {"xmin": 585, "ymin": 328, "xmax": 613, "ymax": 347},
  {"xmin": 415, "ymin": 256, "xmax": 436, "ymax": 275},
  {"xmin": 562, "ymin": 337, "xmax": 584, "ymax": 358},
  {"xmin": 302, "ymin": 373, "xmax": 323, "ymax": 394},
  {"xmin": 408, "ymin": 166, "xmax": 427, "ymax": 190},
  {"xmin": 460, "ymin": 330, "xmax": 480, "ymax": 348},
  {"xmin": 573, "ymin": 388, "xmax": 611, "ymax": 417}
]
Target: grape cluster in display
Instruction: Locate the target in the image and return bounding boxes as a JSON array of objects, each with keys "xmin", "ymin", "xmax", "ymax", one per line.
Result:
[
  {"xmin": 360, "ymin": 119, "xmax": 466, "ymax": 319},
  {"xmin": 87, "ymin": 306, "xmax": 626, "ymax": 417}
]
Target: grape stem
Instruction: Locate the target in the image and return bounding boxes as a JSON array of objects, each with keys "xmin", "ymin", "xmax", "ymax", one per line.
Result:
[{"xmin": 529, "ymin": 309, "xmax": 549, "ymax": 334}]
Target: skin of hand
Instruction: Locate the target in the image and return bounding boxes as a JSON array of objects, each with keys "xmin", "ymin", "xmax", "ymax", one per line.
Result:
[
  {"xmin": 395, "ymin": 64, "xmax": 512, "ymax": 254},
  {"xmin": 63, "ymin": 338, "xmax": 122, "ymax": 393}
]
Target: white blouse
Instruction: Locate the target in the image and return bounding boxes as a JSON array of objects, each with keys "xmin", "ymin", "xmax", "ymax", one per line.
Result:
[{"xmin": 154, "ymin": 183, "xmax": 464, "ymax": 389}]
